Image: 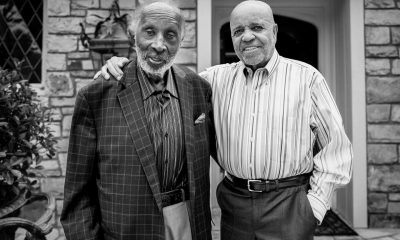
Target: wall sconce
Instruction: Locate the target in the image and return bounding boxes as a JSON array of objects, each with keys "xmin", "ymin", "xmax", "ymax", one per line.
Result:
[{"xmin": 79, "ymin": 0, "xmax": 134, "ymax": 70}]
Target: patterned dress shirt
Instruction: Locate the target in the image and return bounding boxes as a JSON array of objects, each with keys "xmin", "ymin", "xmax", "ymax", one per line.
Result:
[
  {"xmin": 199, "ymin": 50, "xmax": 353, "ymax": 223},
  {"xmin": 137, "ymin": 66, "xmax": 186, "ymax": 192}
]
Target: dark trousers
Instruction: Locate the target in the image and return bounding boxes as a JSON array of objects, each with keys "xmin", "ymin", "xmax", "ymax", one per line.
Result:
[{"xmin": 217, "ymin": 177, "xmax": 317, "ymax": 240}]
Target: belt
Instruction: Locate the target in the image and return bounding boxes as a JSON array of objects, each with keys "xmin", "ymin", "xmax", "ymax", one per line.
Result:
[
  {"xmin": 161, "ymin": 186, "xmax": 189, "ymax": 208},
  {"xmin": 227, "ymin": 173, "xmax": 310, "ymax": 193}
]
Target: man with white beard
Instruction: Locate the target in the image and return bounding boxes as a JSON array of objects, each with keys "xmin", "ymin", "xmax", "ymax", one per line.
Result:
[{"xmin": 61, "ymin": 2, "xmax": 214, "ymax": 240}]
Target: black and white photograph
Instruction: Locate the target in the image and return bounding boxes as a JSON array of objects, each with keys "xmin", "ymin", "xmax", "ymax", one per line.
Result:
[{"xmin": 0, "ymin": 0, "xmax": 399, "ymax": 239}]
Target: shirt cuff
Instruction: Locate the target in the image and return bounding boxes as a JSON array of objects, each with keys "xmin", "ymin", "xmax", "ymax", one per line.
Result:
[{"xmin": 307, "ymin": 193, "xmax": 328, "ymax": 225}]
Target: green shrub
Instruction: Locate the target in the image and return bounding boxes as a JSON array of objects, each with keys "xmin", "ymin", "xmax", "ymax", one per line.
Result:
[{"xmin": 0, "ymin": 65, "xmax": 56, "ymax": 191}]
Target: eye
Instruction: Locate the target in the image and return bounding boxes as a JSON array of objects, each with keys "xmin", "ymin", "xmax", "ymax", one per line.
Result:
[
  {"xmin": 232, "ymin": 28, "xmax": 244, "ymax": 37},
  {"xmin": 144, "ymin": 29, "xmax": 155, "ymax": 36},
  {"xmin": 165, "ymin": 31, "xmax": 177, "ymax": 40},
  {"xmin": 251, "ymin": 25, "xmax": 264, "ymax": 32}
]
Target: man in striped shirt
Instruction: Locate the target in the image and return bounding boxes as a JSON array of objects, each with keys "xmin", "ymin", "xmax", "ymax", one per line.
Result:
[{"xmin": 97, "ymin": 1, "xmax": 353, "ymax": 239}]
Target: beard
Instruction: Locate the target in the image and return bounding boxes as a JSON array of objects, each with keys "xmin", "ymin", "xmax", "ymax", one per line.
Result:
[
  {"xmin": 235, "ymin": 46, "xmax": 274, "ymax": 69},
  {"xmin": 136, "ymin": 48, "xmax": 177, "ymax": 79},
  {"xmin": 241, "ymin": 54, "xmax": 265, "ymax": 67},
  {"xmin": 236, "ymin": 49, "xmax": 268, "ymax": 67}
]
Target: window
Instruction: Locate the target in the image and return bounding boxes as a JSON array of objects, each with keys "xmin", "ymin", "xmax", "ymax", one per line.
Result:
[{"xmin": 0, "ymin": 0, "xmax": 43, "ymax": 83}]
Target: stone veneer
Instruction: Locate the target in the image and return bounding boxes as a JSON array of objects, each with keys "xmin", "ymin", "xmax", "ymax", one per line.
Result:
[
  {"xmin": 34, "ymin": 0, "xmax": 400, "ymax": 238},
  {"xmin": 365, "ymin": 0, "xmax": 400, "ymax": 228},
  {"xmin": 37, "ymin": 0, "xmax": 196, "ymax": 239}
]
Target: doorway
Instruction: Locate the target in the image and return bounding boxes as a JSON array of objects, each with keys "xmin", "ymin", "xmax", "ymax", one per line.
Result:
[{"xmin": 199, "ymin": 0, "xmax": 367, "ymax": 227}]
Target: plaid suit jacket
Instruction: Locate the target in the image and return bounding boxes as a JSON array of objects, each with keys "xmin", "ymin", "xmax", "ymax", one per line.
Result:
[{"xmin": 61, "ymin": 58, "xmax": 214, "ymax": 240}]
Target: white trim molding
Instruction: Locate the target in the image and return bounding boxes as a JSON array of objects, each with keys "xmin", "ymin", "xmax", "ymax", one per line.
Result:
[
  {"xmin": 197, "ymin": 0, "xmax": 212, "ymax": 72},
  {"xmin": 350, "ymin": 0, "xmax": 368, "ymax": 228}
]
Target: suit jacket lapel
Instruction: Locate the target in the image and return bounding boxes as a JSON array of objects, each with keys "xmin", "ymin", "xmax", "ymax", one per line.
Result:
[
  {"xmin": 117, "ymin": 60, "xmax": 163, "ymax": 211},
  {"xmin": 173, "ymin": 66, "xmax": 196, "ymax": 200}
]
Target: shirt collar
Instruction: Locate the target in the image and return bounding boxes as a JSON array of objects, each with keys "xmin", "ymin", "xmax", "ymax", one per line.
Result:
[
  {"xmin": 241, "ymin": 49, "xmax": 280, "ymax": 77},
  {"xmin": 137, "ymin": 64, "xmax": 179, "ymax": 100}
]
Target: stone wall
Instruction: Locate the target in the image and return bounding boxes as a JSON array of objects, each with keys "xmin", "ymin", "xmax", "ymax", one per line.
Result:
[
  {"xmin": 38, "ymin": 0, "xmax": 197, "ymax": 239},
  {"xmin": 365, "ymin": 0, "xmax": 400, "ymax": 228},
  {"xmin": 35, "ymin": 0, "xmax": 400, "ymax": 237}
]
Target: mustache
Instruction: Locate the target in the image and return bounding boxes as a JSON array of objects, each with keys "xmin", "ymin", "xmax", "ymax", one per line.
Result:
[
  {"xmin": 240, "ymin": 45, "xmax": 260, "ymax": 51},
  {"xmin": 146, "ymin": 52, "xmax": 169, "ymax": 61}
]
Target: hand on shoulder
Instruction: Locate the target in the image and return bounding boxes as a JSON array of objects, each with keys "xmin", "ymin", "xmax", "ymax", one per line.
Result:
[{"xmin": 93, "ymin": 56, "xmax": 130, "ymax": 81}]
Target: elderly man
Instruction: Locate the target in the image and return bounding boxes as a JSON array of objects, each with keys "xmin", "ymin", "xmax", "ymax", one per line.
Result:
[
  {"xmin": 61, "ymin": 2, "xmax": 214, "ymax": 240},
  {"xmin": 98, "ymin": 1, "xmax": 353, "ymax": 239}
]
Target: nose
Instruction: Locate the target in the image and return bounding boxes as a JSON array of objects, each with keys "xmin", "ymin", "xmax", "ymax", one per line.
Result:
[
  {"xmin": 151, "ymin": 34, "xmax": 167, "ymax": 53},
  {"xmin": 241, "ymin": 29, "xmax": 255, "ymax": 42}
]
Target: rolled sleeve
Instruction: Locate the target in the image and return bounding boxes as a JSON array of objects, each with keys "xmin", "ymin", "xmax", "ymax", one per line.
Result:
[{"xmin": 308, "ymin": 72, "xmax": 353, "ymax": 224}]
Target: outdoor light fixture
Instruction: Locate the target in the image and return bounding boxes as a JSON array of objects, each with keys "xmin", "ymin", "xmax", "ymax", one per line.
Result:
[{"xmin": 79, "ymin": 0, "xmax": 134, "ymax": 70}]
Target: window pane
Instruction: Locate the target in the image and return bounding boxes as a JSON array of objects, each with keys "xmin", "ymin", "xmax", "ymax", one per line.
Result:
[{"xmin": 0, "ymin": 0, "xmax": 43, "ymax": 83}]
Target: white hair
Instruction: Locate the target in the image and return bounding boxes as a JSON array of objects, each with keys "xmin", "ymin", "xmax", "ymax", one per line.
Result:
[{"xmin": 127, "ymin": 1, "xmax": 185, "ymax": 43}]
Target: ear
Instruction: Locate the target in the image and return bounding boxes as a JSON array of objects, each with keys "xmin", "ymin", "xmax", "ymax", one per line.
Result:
[
  {"xmin": 128, "ymin": 32, "xmax": 136, "ymax": 48},
  {"xmin": 273, "ymin": 24, "xmax": 278, "ymax": 38},
  {"xmin": 179, "ymin": 36, "xmax": 184, "ymax": 47}
]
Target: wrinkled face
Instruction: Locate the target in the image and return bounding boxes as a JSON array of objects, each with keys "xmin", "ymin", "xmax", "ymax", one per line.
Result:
[
  {"xmin": 230, "ymin": 2, "xmax": 277, "ymax": 70},
  {"xmin": 135, "ymin": 7, "xmax": 182, "ymax": 77}
]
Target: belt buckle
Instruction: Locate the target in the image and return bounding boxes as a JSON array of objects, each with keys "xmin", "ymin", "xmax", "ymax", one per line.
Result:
[{"xmin": 247, "ymin": 179, "xmax": 264, "ymax": 192}]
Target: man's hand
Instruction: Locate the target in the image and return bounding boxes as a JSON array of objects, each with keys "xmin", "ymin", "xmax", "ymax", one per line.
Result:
[{"xmin": 93, "ymin": 56, "xmax": 130, "ymax": 80}]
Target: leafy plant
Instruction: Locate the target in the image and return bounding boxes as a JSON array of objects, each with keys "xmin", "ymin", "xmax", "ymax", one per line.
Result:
[{"xmin": 0, "ymin": 64, "xmax": 56, "ymax": 191}]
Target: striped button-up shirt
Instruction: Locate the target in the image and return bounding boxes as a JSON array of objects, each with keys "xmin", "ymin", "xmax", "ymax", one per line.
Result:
[
  {"xmin": 137, "ymin": 66, "xmax": 186, "ymax": 192},
  {"xmin": 199, "ymin": 50, "xmax": 353, "ymax": 223}
]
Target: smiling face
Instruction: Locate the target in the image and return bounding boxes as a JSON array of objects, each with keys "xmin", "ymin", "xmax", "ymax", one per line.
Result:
[
  {"xmin": 135, "ymin": 3, "xmax": 184, "ymax": 78},
  {"xmin": 230, "ymin": 1, "xmax": 277, "ymax": 70}
]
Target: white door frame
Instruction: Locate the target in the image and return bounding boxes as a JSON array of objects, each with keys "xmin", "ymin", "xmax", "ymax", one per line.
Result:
[
  {"xmin": 197, "ymin": 0, "xmax": 367, "ymax": 228},
  {"xmin": 348, "ymin": 0, "xmax": 367, "ymax": 228}
]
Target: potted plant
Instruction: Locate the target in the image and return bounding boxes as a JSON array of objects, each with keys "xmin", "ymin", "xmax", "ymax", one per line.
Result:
[{"xmin": 0, "ymin": 63, "xmax": 57, "ymax": 239}]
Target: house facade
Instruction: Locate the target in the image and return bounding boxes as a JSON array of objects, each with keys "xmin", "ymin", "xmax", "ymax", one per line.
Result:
[{"xmin": 1, "ymin": 0, "xmax": 400, "ymax": 238}]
